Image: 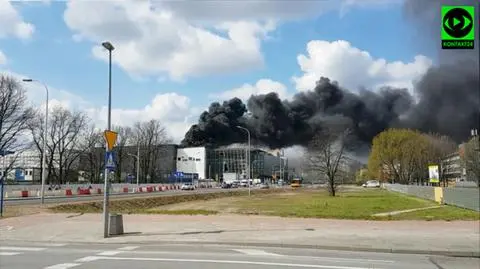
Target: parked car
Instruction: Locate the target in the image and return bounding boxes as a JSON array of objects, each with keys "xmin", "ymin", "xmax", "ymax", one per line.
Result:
[
  {"xmin": 362, "ymin": 180, "xmax": 380, "ymax": 188},
  {"xmin": 181, "ymin": 183, "xmax": 195, "ymax": 190},
  {"xmin": 221, "ymin": 183, "xmax": 232, "ymax": 189}
]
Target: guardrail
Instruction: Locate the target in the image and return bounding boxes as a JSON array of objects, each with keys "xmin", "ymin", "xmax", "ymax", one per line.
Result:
[
  {"xmin": 383, "ymin": 183, "xmax": 480, "ymax": 212},
  {"xmin": 2, "ymin": 184, "xmax": 217, "ymax": 199}
]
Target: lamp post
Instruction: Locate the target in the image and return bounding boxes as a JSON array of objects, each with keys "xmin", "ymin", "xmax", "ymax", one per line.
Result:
[
  {"xmin": 22, "ymin": 79, "xmax": 48, "ymax": 204},
  {"xmin": 127, "ymin": 145, "xmax": 140, "ymax": 187},
  {"xmin": 102, "ymin": 41, "xmax": 114, "ymax": 238},
  {"xmin": 236, "ymin": 126, "xmax": 250, "ymax": 196}
]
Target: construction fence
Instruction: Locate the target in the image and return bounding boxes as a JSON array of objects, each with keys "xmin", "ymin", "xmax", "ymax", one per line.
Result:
[{"xmin": 383, "ymin": 183, "xmax": 480, "ymax": 212}]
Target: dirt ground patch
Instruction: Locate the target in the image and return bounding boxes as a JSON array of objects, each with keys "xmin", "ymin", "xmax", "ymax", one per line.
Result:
[
  {"xmin": 153, "ymin": 196, "xmax": 251, "ymax": 213},
  {"xmin": 48, "ymin": 189, "xmax": 285, "ymax": 214},
  {"xmin": 149, "ymin": 192, "xmax": 303, "ymax": 213},
  {"xmin": 1, "ymin": 204, "xmax": 48, "ymax": 219}
]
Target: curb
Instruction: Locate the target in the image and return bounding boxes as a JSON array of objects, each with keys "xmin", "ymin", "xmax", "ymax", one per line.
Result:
[{"xmin": 3, "ymin": 239, "xmax": 478, "ymax": 258}]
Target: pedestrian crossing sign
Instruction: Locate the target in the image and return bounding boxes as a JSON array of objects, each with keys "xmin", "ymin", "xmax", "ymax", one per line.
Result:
[{"xmin": 105, "ymin": 151, "xmax": 116, "ymax": 170}]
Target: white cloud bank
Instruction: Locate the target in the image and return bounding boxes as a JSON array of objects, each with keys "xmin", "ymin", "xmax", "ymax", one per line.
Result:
[
  {"xmin": 292, "ymin": 40, "xmax": 432, "ymax": 93},
  {"xmin": 0, "ymin": 0, "xmax": 35, "ymax": 39}
]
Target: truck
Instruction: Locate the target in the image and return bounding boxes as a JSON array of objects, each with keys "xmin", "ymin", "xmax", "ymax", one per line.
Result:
[{"xmin": 223, "ymin": 173, "xmax": 239, "ymax": 184}]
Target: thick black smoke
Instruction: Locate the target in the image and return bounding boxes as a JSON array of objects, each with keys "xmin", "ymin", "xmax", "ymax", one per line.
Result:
[
  {"xmin": 182, "ymin": 0, "xmax": 479, "ymax": 149},
  {"xmin": 182, "ymin": 78, "xmax": 414, "ymax": 149}
]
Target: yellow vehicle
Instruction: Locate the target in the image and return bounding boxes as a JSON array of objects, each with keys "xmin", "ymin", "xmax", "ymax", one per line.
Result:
[{"xmin": 290, "ymin": 178, "xmax": 301, "ymax": 188}]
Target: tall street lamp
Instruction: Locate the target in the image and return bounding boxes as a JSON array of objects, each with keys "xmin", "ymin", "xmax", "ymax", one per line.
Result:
[
  {"xmin": 236, "ymin": 126, "xmax": 251, "ymax": 196},
  {"xmin": 127, "ymin": 144, "xmax": 140, "ymax": 187},
  {"xmin": 22, "ymin": 79, "xmax": 48, "ymax": 204},
  {"xmin": 102, "ymin": 41, "xmax": 114, "ymax": 238}
]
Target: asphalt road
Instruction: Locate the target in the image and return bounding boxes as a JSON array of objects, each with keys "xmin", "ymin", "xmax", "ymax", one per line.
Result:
[
  {"xmin": 0, "ymin": 241, "xmax": 478, "ymax": 269},
  {"xmin": 4, "ymin": 188, "xmax": 234, "ymax": 206}
]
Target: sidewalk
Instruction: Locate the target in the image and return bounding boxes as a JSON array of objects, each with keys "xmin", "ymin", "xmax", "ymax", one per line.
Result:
[{"xmin": 1, "ymin": 213, "xmax": 479, "ymax": 257}]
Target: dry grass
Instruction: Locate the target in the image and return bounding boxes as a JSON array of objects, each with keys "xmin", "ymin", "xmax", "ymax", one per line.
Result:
[
  {"xmin": 48, "ymin": 189, "xmax": 285, "ymax": 214},
  {"xmin": 0, "ymin": 204, "xmax": 48, "ymax": 219}
]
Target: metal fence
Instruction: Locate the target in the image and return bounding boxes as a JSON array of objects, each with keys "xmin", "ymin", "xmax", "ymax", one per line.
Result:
[
  {"xmin": 443, "ymin": 188, "xmax": 480, "ymax": 212},
  {"xmin": 383, "ymin": 183, "xmax": 479, "ymax": 212}
]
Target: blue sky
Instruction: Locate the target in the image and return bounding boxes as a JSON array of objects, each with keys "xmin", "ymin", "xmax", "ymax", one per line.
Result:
[{"xmin": 0, "ymin": 0, "xmax": 435, "ymax": 142}]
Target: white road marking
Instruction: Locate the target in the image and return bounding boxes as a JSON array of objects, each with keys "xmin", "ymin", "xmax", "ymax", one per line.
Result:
[
  {"xmin": 75, "ymin": 256, "xmax": 99, "ymax": 262},
  {"xmin": 40, "ymin": 243, "xmax": 68, "ymax": 247},
  {"xmin": 78, "ymin": 255, "xmax": 384, "ymax": 269},
  {"xmin": 233, "ymin": 249, "xmax": 283, "ymax": 256},
  {"xmin": 0, "ymin": 246, "xmax": 46, "ymax": 251},
  {"xmin": 97, "ymin": 250, "xmax": 124, "ymax": 256},
  {"xmin": 44, "ymin": 263, "xmax": 81, "ymax": 269},
  {"xmin": 0, "ymin": 252, "xmax": 21, "ymax": 256},
  {"xmin": 117, "ymin": 246, "xmax": 139, "ymax": 251}
]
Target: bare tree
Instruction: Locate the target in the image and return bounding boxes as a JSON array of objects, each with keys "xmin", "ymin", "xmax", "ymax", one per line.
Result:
[
  {"xmin": 0, "ymin": 75, "xmax": 34, "ymax": 153},
  {"xmin": 134, "ymin": 119, "xmax": 172, "ymax": 183},
  {"xmin": 0, "ymin": 75, "xmax": 34, "ymax": 181},
  {"xmin": 305, "ymin": 128, "xmax": 350, "ymax": 196},
  {"xmin": 79, "ymin": 125, "xmax": 103, "ymax": 183},
  {"xmin": 112, "ymin": 125, "xmax": 134, "ymax": 183},
  {"xmin": 424, "ymin": 133, "xmax": 457, "ymax": 186},
  {"xmin": 29, "ymin": 106, "xmax": 88, "ymax": 184},
  {"xmin": 463, "ymin": 137, "xmax": 480, "ymax": 187}
]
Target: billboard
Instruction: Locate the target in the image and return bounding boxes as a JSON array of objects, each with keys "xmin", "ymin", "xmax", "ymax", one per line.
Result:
[{"xmin": 428, "ymin": 165, "xmax": 440, "ymax": 183}]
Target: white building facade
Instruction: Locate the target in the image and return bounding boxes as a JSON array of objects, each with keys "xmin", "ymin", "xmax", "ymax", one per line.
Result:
[{"xmin": 175, "ymin": 147, "xmax": 207, "ymax": 180}]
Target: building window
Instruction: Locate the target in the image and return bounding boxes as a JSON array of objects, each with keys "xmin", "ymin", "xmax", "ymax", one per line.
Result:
[
  {"xmin": 177, "ymin": 158, "xmax": 181, "ymax": 161},
  {"xmin": 188, "ymin": 157, "xmax": 193, "ymax": 161},
  {"xmin": 196, "ymin": 158, "xmax": 201, "ymax": 161}
]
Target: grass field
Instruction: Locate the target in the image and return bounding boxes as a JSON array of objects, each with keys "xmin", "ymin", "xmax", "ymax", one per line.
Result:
[
  {"xmin": 46, "ymin": 187, "xmax": 480, "ymax": 220},
  {"xmin": 152, "ymin": 188, "xmax": 480, "ymax": 220}
]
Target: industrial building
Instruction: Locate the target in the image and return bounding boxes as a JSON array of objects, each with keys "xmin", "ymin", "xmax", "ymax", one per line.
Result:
[
  {"xmin": 173, "ymin": 146, "xmax": 288, "ymax": 183},
  {"xmin": 207, "ymin": 147, "xmax": 286, "ymax": 182},
  {"xmin": 3, "ymin": 144, "xmax": 288, "ymax": 184}
]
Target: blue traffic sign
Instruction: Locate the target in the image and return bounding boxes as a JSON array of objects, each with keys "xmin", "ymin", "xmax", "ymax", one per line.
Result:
[
  {"xmin": 105, "ymin": 151, "xmax": 116, "ymax": 170},
  {"xmin": 174, "ymin": 171, "xmax": 184, "ymax": 178}
]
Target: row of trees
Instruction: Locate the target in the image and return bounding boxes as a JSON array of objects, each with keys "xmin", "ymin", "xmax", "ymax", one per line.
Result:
[
  {"xmin": 301, "ymin": 126, "xmax": 479, "ymax": 197},
  {"xmin": 367, "ymin": 128, "xmax": 479, "ymax": 186},
  {"xmin": 0, "ymin": 75, "xmax": 172, "ymax": 184}
]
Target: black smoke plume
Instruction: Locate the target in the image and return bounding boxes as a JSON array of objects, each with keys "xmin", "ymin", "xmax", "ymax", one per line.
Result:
[{"xmin": 182, "ymin": 0, "xmax": 479, "ymax": 149}]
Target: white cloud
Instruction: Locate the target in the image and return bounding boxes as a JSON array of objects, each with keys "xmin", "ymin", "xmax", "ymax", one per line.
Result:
[
  {"xmin": 0, "ymin": 0, "xmax": 35, "ymax": 39},
  {"xmin": 292, "ymin": 40, "xmax": 432, "ymax": 93},
  {"xmin": 211, "ymin": 79, "xmax": 289, "ymax": 103},
  {"xmin": 63, "ymin": 0, "xmax": 274, "ymax": 81},
  {"xmin": 154, "ymin": 0, "xmax": 399, "ymax": 22},
  {"xmin": 63, "ymin": 0, "xmax": 397, "ymax": 82},
  {"xmin": 0, "ymin": 50, "xmax": 6, "ymax": 65},
  {"xmin": 154, "ymin": 0, "xmax": 334, "ymax": 22},
  {"xmin": 1, "ymin": 70, "xmax": 197, "ymax": 143},
  {"xmin": 85, "ymin": 92, "xmax": 197, "ymax": 143}
]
